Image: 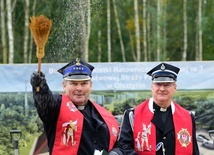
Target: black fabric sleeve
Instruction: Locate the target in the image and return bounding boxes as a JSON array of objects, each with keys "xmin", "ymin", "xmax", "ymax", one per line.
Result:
[
  {"xmin": 190, "ymin": 112, "xmax": 200, "ymax": 155},
  {"xmin": 32, "ymin": 79, "xmax": 61, "ymax": 125},
  {"xmin": 110, "ymin": 108, "xmax": 138, "ymax": 155}
]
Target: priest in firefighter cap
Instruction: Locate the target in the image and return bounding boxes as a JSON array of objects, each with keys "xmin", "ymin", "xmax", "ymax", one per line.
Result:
[
  {"xmin": 30, "ymin": 58, "xmax": 119, "ymax": 155},
  {"xmin": 109, "ymin": 62, "xmax": 199, "ymax": 155}
]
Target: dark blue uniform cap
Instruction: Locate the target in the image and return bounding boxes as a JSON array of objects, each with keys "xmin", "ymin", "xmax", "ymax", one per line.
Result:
[
  {"xmin": 57, "ymin": 58, "xmax": 94, "ymax": 81},
  {"xmin": 147, "ymin": 62, "xmax": 180, "ymax": 82}
]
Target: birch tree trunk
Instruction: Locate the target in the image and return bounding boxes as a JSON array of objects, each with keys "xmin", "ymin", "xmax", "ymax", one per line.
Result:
[
  {"xmin": 107, "ymin": 0, "xmax": 111, "ymax": 62},
  {"xmin": 142, "ymin": 0, "xmax": 147, "ymax": 61},
  {"xmin": 23, "ymin": 0, "xmax": 30, "ymax": 63},
  {"xmin": 147, "ymin": 9, "xmax": 151, "ymax": 61},
  {"xmin": 198, "ymin": 0, "xmax": 202, "ymax": 60},
  {"xmin": 134, "ymin": 0, "xmax": 141, "ymax": 61},
  {"xmin": 6, "ymin": 0, "xmax": 14, "ymax": 63},
  {"xmin": 156, "ymin": 0, "xmax": 161, "ymax": 61},
  {"xmin": 79, "ymin": 0, "xmax": 86, "ymax": 60},
  {"xmin": 84, "ymin": 0, "xmax": 91, "ymax": 62},
  {"xmin": 1, "ymin": 0, "xmax": 7, "ymax": 63},
  {"xmin": 28, "ymin": 0, "xmax": 37, "ymax": 63},
  {"xmin": 11, "ymin": 0, "xmax": 17, "ymax": 11},
  {"xmin": 112, "ymin": 0, "xmax": 125, "ymax": 62},
  {"xmin": 182, "ymin": 0, "xmax": 187, "ymax": 61},
  {"xmin": 195, "ymin": 25, "xmax": 199, "ymax": 60},
  {"xmin": 98, "ymin": 30, "xmax": 102, "ymax": 62},
  {"xmin": 129, "ymin": 31, "xmax": 136, "ymax": 61},
  {"xmin": 162, "ymin": 1, "xmax": 167, "ymax": 60}
]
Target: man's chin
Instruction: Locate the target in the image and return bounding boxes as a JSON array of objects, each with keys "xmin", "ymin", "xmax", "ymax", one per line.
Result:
[
  {"xmin": 73, "ymin": 99, "xmax": 86, "ymax": 105},
  {"xmin": 156, "ymin": 97, "xmax": 169, "ymax": 102}
]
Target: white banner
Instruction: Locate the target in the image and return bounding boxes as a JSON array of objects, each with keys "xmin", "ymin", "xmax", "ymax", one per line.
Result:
[{"xmin": 0, "ymin": 61, "xmax": 213, "ymax": 92}]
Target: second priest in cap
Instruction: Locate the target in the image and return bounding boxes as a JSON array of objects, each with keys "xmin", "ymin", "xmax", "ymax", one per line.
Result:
[
  {"xmin": 30, "ymin": 58, "xmax": 119, "ymax": 155},
  {"xmin": 109, "ymin": 62, "xmax": 199, "ymax": 155}
]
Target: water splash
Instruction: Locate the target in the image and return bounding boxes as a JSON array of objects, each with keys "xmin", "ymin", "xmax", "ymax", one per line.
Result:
[{"xmin": 44, "ymin": 0, "xmax": 106, "ymax": 63}]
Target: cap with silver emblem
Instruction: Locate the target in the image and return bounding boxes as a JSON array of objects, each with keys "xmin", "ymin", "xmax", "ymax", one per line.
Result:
[{"xmin": 147, "ymin": 62, "xmax": 180, "ymax": 82}]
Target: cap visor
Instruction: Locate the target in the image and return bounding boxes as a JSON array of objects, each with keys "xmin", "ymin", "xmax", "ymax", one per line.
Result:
[
  {"xmin": 152, "ymin": 77, "xmax": 175, "ymax": 83},
  {"xmin": 64, "ymin": 75, "xmax": 91, "ymax": 81}
]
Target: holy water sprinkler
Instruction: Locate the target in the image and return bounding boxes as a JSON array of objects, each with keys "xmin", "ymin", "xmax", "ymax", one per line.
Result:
[
  {"xmin": 10, "ymin": 130, "xmax": 22, "ymax": 155},
  {"xmin": 29, "ymin": 14, "xmax": 52, "ymax": 92}
]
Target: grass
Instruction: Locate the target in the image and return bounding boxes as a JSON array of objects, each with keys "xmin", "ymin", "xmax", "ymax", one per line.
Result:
[{"xmin": 20, "ymin": 133, "xmax": 41, "ymax": 155}]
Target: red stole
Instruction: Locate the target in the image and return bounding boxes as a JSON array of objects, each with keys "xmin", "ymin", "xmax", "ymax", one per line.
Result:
[
  {"xmin": 134, "ymin": 98, "xmax": 193, "ymax": 155},
  {"xmin": 52, "ymin": 94, "xmax": 119, "ymax": 155}
]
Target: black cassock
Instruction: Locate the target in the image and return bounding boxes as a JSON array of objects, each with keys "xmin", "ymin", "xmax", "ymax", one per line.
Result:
[
  {"xmin": 34, "ymin": 91, "xmax": 110, "ymax": 155},
  {"xmin": 111, "ymin": 102, "xmax": 199, "ymax": 155}
]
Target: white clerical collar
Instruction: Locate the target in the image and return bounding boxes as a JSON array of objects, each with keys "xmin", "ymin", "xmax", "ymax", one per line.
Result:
[
  {"xmin": 149, "ymin": 98, "xmax": 175, "ymax": 114},
  {"xmin": 77, "ymin": 105, "xmax": 85, "ymax": 110},
  {"xmin": 160, "ymin": 107, "xmax": 167, "ymax": 112}
]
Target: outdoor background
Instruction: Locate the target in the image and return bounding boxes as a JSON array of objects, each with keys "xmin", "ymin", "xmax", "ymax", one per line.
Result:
[
  {"xmin": 1, "ymin": 0, "xmax": 214, "ymax": 63},
  {"xmin": 0, "ymin": 0, "xmax": 214, "ymax": 154}
]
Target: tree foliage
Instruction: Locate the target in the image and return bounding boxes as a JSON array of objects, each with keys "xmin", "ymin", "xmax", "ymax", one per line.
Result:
[
  {"xmin": 0, "ymin": 93, "xmax": 42, "ymax": 154},
  {"xmin": 1, "ymin": 0, "xmax": 214, "ymax": 63}
]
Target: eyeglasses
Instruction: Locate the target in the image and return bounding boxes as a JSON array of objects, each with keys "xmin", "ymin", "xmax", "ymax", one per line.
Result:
[{"xmin": 153, "ymin": 82, "xmax": 175, "ymax": 88}]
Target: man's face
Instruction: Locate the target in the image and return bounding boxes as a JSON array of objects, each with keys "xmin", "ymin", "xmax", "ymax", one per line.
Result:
[
  {"xmin": 63, "ymin": 80, "xmax": 92, "ymax": 106},
  {"xmin": 151, "ymin": 82, "xmax": 176, "ymax": 106}
]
